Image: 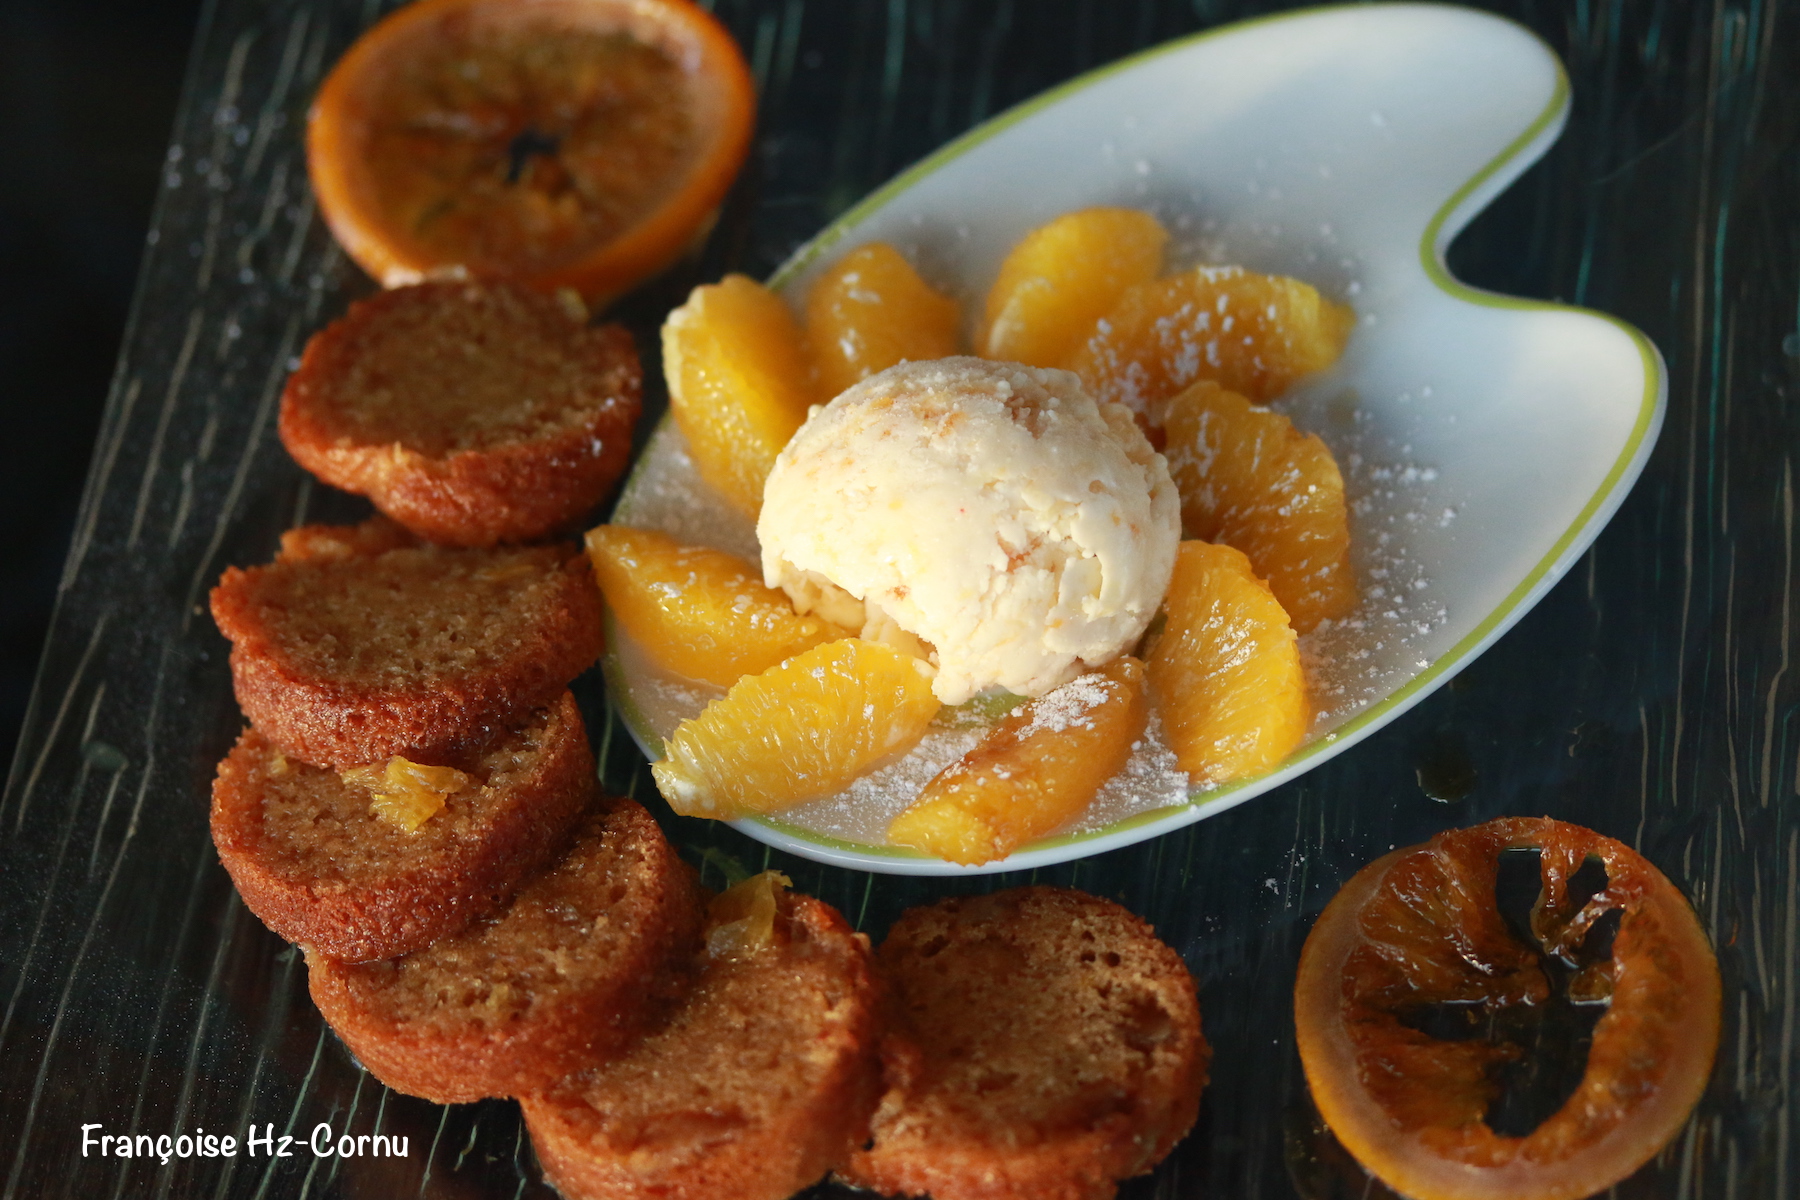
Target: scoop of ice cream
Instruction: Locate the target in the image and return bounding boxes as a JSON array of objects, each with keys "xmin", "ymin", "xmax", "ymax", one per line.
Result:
[{"xmin": 758, "ymin": 357, "xmax": 1179, "ymax": 705}]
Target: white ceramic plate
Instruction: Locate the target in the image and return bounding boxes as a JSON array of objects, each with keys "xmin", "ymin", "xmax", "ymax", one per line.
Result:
[{"xmin": 607, "ymin": 2, "xmax": 1665, "ymax": 875}]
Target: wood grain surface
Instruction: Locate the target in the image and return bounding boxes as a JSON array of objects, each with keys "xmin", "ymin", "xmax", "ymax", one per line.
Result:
[{"xmin": 1, "ymin": 1, "xmax": 1794, "ymax": 1197}]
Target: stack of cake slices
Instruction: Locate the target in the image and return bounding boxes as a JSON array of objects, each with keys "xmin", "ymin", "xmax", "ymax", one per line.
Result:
[{"xmin": 205, "ymin": 278, "xmax": 1210, "ymax": 1200}]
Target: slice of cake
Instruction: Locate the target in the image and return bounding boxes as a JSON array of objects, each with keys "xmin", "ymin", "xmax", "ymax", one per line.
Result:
[
  {"xmin": 279, "ymin": 280, "xmax": 642, "ymax": 547},
  {"xmin": 841, "ymin": 886, "xmax": 1208, "ymax": 1200},
  {"xmin": 210, "ymin": 518, "xmax": 603, "ymax": 768},
  {"xmin": 521, "ymin": 875, "xmax": 881, "ymax": 1200},
  {"xmin": 307, "ymin": 796, "xmax": 703, "ymax": 1104},
  {"xmin": 211, "ymin": 691, "xmax": 592, "ymax": 962}
]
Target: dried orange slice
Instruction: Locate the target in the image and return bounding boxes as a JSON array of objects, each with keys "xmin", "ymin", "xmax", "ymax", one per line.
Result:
[
  {"xmin": 887, "ymin": 657, "xmax": 1148, "ymax": 864},
  {"xmin": 1295, "ymin": 817, "xmax": 1720, "ymax": 1200},
  {"xmin": 805, "ymin": 243, "xmax": 962, "ymax": 400},
  {"xmin": 584, "ymin": 524, "xmax": 849, "ymax": 687},
  {"xmin": 308, "ymin": 0, "xmax": 755, "ymax": 303}
]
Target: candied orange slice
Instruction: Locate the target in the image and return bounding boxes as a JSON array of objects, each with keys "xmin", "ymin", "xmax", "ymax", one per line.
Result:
[
  {"xmin": 804, "ymin": 243, "xmax": 961, "ymax": 399},
  {"xmin": 307, "ymin": 0, "xmax": 755, "ymax": 303},
  {"xmin": 1145, "ymin": 541, "xmax": 1305, "ymax": 784},
  {"xmin": 652, "ymin": 639, "xmax": 940, "ymax": 819},
  {"xmin": 888, "ymin": 657, "xmax": 1148, "ymax": 865},
  {"xmin": 1295, "ymin": 817, "xmax": 1720, "ymax": 1200},
  {"xmin": 340, "ymin": 756, "xmax": 472, "ymax": 831},
  {"xmin": 662, "ymin": 274, "xmax": 817, "ymax": 517},
  {"xmin": 1069, "ymin": 265, "xmax": 1353, "ymax": 412},
  {"xmin": 976, "ymin": 207, "xmax": 1167, "ymax": 368},
  {"xmin": 1160, "ymin": 380, "xmax": 1355, "ymax": 632},
  {"xmin": 585, "ymin": 524, "xmax": 848, "ymax": 687},
  {"xmin": 705, "ymin": 870, "xmax": 792, "ymax": 960}
]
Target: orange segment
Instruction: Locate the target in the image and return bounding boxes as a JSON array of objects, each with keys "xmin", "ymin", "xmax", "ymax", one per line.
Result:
[
  {"xmin": 1160, "ymin": 380, "xmax": 1355, "ymax": 632},
  {"xmin": 888, "ymin": 657, "xmax": 1148, "ymax": 865},
  {"xmin": 1069, "ymin": 265, "xmax": 1354, "ymax": 412},
  {"xmin": 662, "ymin": 274, "xmax": 817, "ymax": 517},
  {"xmin": 1145, "ymin": 540, "xmax": 1306, "ymax": 784},
  {"xmin": 1295, "ymin": 817, "xmax": 1721, "ymax": 1200},
  {"xmin": 308, "ymin": 0, "xmax": 755, "ymax": 303},
  {"xmin": 652, "ymin": 639, "xmax": 940, "ymax": 819},
  {"xmin": 804, "ymin": 243, "xmax": 962, "ymax": 399},
  {"xmin": 976, "ymin": 207, "xmax": 1167, "ymax": 368},
  {"xmin": 585, "ymin": 524, "xmax": 850, "ymax": 687}
]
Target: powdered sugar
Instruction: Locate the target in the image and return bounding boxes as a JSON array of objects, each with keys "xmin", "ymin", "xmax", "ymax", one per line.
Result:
[
  {"xmin": 1018, "ymin": 672, "xmax": 1111, "ymax": 737},
  {"xmin": 612, "ymin": 346, "xmax": 1454, "ymax": 847},
  {"xmin": 616, "ymin": 620, "xmax": 1196, "ymax": 846}
]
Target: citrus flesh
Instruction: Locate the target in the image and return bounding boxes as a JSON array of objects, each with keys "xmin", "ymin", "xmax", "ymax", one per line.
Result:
[
  {"xmin": 662, "ymin": 274, "xmax": 817, "ymax": 517},
  {"xmin": 585, "ymin": 524, "xmax": 850, "ymax": 687},
  {"xmin": 1160, "ymin": 380, "xmax": 1355, "ymax": 632},
  {"xmin": 1145, "ymin": 541, "xmax": 1306, "ymax": 785},
  {"xmin": 977, "ymin": 207, "xmax": 1168, "ymax": 368},
  {"xmin": 652, "ymin": 638, "xmax": 940, "ymax": 819},
  {"xmin": 887, "ymin": 657, "xmax": 1149, "ymax": 864},
  {"xmin": 805, "ymin": 242, "xmax": 962, "ymax": 400},
  {"xmin": 308, "ymin": 0, "xmax": 755, "ymax": 302},
  {"xmin": 1295, "ymin": 817, "xmax": 1720, "ymax": 1200},
  {"xmin": 1069, "ymin": 264, "xmax": 1354, "ymax": 413}
]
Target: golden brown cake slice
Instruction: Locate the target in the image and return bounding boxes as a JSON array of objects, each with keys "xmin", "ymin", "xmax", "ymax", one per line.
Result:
[
  {"xmin": 307, "ymin": 796, "xmax": 704, "ymax": 1104},
  {"xmin": 278, "ymin": 280, "xmax": 642, "ymax": 547},
  {"xmin": 209, "ymin": 518, "xmax": 603, "ymax": 769},
  {"xmin": 211, "ymin": 691, "xmax": 592, "ymax": 963},
  {"xmin": 842, "ymin": 886, "xmax": 1208, "ymax": 1200},
  {"xmin": 520, "ymin": 876, "xmax": 881, "ymax": 1200}
]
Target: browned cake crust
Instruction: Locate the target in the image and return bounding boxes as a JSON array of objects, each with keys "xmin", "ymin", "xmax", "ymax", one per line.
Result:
[
  {"xmin": 308, "ymin": 796, "xmax": 704, "ymax": 1104},
  {"xmin": 209, "ymin": 519, "xmax": 604, "ymax": 768},
  {"xmin": 211, "ymin": 691, "xmax": 592, "ymax": 963},
  {"xmin": 841, "ymin": 886, "xmax": 1208, "ymax": 1200},
  {"xmin": 279, "ymin": 281, "xmax": 643, "ymax": 547},
  {"xmin": 521, "ymin": 888, "xmax": 882, "ymax": 1200}
]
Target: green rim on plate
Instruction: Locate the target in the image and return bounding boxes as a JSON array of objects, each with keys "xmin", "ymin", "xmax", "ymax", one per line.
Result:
[{"xmin": 609, "ymin": 2, "xmax": 1667, "ymax": 867}]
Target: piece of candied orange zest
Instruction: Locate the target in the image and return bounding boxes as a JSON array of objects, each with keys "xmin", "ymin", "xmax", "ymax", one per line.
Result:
[
  {"xmin": 342, "ymin": 756, "xmax": 474, "ymax": 831},
  {"xmin": 705, "ymin": 870, "xmax": 793, "ymax": 960}
]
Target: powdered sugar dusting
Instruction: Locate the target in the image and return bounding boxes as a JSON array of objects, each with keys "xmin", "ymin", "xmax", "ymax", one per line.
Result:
[
  {"xmin": 1067, "ymin": 710, "xmax": 1192, "ymax": 832},
  {"xmin": 611, "ymin": 363, "xmax": 1457, "ymax": 850},
  {"xmin": 780, "ymin": 725, "xmax": 985, "ymax": 841},
  {"xmin": 1019, "ymin": 672, "xmax": 1110, "ymax": 737},
  {"xmin": 609, "ymin": 614, "xmax": 1195, "ymax": 846},
  {"xmin": 1292, "ymin": 396, "xmax": 1451, "ymax": 728},
  {"xmin": 615, "ymin": 419, "xmax": 759, "ymax": 562}
]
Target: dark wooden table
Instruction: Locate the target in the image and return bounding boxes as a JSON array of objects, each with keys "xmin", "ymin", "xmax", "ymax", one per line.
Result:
[{"xmin": 2, "ymin": 1, "xmax": 1794, "ymax": 1197}]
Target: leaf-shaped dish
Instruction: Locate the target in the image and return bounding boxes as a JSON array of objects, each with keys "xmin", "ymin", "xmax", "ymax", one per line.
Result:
[{"xmin": 607, "ymin": 2, "xmax": 1666, "ymax": 875}]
